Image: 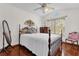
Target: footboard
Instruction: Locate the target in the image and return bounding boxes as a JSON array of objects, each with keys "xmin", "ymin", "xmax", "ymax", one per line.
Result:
[
  {"xmin": 48, "ymin": 29, "xmax": 51, "ymax": 56},
  {"xmin": 48, "ymin": 29, "xmax": 62, "ymax": 56}
]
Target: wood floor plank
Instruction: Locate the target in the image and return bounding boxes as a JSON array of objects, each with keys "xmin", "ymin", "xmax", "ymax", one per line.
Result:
[
  {"xmin": 62, "ymin": 42, "xmax": 79, "ymax": 56},
  {"xmin": 0, "ymin": 43, "xmax": 79, "ymax": 56},
  {"xmin": 0, "ymin": 45, "xmax": 36, "ymax": 56}
]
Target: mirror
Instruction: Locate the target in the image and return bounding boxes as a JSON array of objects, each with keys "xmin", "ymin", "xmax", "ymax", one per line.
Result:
[{"xmin": 2, "ymin": 20, "xmax": 12, "ymax": 46}]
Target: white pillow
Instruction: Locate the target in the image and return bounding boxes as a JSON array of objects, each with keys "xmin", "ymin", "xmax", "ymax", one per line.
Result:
[{"xmin": 20, "ymin": 25, "xmax": 28, "ymax": 29}]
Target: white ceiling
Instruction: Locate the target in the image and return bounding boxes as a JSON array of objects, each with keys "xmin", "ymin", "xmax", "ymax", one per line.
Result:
[{"xmin": 8, "ymin": 3, "xmax": 79, "ymax": 17}]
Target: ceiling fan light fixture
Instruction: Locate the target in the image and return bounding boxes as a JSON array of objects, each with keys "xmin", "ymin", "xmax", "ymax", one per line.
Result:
[
  {"xmin": 43, "ymin": 7, "xmax": 54, "ymax": 14},
  {"xmin": 44, "ymin": 7, "xmax": 49, "ymax": 13},
  {"xmin": 34, "ymin": 3, "xmax": 54, "ymax": 14},
  {"xmin": 42, "ymin": 7, "xmax": 49, "ymax": 13}
]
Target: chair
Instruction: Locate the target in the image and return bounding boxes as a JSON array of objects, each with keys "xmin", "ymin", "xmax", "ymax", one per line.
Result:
[
  {"xmin": 65, "ymin": 32, "xmax": 79, "ymax": 47},
  {"xmin": 0, "ymin": 20, "xmax": 12, "ymax": 54}
]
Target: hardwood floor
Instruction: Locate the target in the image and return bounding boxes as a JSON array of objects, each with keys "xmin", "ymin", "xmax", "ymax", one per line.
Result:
[
  {"xmin": 62, "ymin": 42, "xmax": 79, "ymax": 56},
  {"xmin": 0, "ymin": 45, "xmax": 36, "ymax": 56},
  {"xmin": 0, "ymin": 43, "xmax": 79, "ymax": 56}
]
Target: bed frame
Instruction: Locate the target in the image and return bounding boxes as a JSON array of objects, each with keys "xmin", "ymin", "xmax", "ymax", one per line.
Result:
[
  {"xmin": 48, "ymin": 29, "xmax": 62, "ymax": 56},
  {"xmin": 19, "ymin": 24, "xmax": 62, "ymax": 56}
]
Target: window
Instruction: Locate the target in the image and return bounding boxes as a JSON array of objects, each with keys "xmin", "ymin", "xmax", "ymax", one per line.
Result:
[{"xmin": 45, "ymin": 16, "xmax": 66, "ymax": 34}]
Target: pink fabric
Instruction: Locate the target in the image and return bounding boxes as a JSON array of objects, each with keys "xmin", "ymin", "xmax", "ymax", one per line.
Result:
[{"xmin": 68, "ymin": 32, "xmax": 79, "ymax": 41}]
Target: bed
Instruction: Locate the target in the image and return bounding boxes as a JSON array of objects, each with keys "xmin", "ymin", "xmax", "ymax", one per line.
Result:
[{"xmin": 19, "ymin": 25, "xmax": 62, "ymax": 56}]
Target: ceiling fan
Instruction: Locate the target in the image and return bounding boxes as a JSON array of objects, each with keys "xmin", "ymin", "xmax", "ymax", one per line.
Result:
[{"xmin": 34, "ymin": 3, "xmax": 54, "ymax": 13}]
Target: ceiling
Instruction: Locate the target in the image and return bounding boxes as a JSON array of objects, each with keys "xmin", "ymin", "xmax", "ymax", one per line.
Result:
[{"xmin": 8, "ymin": 3, "xmax": 79, "ymax": 17}]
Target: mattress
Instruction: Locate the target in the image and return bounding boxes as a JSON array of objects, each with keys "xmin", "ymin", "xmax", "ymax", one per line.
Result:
[{"xmin": 20, "ymin": 33, "xmax": 61, "ymax": 56}]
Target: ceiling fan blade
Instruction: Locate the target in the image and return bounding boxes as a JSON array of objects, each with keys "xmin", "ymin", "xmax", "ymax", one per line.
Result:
[
  {"xmin": 47, "ymin": 7, "xmax": 55, "ymax": 10},
  {"xmin": 34, "ymin": 7, "xmax": 42, "ymax": 10},
  {"xmin": 39, "ymin": 3, "xmax": 46, "ymax": 6},
  {"xmin": 39, "ymin": 3, "xmax": 43, "ymax": 6},
  {"xmin": 50, "ymin": 7, "xmax": 55, "ymax": 10}
]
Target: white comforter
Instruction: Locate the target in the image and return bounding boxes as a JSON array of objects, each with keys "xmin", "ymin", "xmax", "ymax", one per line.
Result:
[{"xmin": 20, "ymin": 33, "xmax": 61, "ymax": 56}]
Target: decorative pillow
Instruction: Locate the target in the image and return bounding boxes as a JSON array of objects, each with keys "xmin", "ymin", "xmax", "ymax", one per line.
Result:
[
  {"xmin": 21, "ymin": 27, "xmax": 30, "ymax": 34},
  {"xmin": 69, "ymin": 32, "xmax": 79, "ymax": 40},
  {"xmin": 28, "ymin": 27, "xmax": 37, "ymax": 33},
  {"xmin": 32, "ymin": 27, "xmax": 37, "ymax": 33},
  {"xmin": 20, "ymin": 26, "xmax": 37, "ymax": 34}
]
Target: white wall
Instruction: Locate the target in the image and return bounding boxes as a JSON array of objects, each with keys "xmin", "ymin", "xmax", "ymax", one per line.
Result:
[
  {"xmin": 61, "ymin": 9, "xmax": 79, "ymax": 43},
  {"xmin": 42, "ymin": 8, "xmax": 79, "ymax": 44},
  {"xmin": 0, "ymin": 4, "xmax": 42, "ymax": 49}
]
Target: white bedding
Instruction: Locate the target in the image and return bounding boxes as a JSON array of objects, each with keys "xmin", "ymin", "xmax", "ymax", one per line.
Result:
[{"xmin": 20, "ymin": 33, "xmax": 61, "ymax": 56}]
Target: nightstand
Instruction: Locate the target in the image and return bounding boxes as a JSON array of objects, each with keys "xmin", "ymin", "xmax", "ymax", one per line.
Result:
[{"xmin": 40, "ymin": 27, "xmax": 48, "ymax": 33}]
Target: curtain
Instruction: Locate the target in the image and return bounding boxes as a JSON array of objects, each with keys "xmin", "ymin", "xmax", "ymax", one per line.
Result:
[{"xmin": 45, "ymin": 18, "xmax": 65, "ymax": 34}]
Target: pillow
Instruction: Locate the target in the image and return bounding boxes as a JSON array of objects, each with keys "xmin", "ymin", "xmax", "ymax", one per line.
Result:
[
  {"xmin": 69, "ymin": 32, "xmax": 79, "ymax": 40},
  {"xmin": 28, "ymin": 27, "xmax": 37, "ymax": 33},
  {"xmin": 21, "ymin": 25, "xmax": 28, "ymax": 28},
  {"xmin": 20, "ymin": 26, "xmax": 37, "ymax": 34},
  {"xmin": 20, "ymin": 27, "xmax": 30, "ymax": 34}
]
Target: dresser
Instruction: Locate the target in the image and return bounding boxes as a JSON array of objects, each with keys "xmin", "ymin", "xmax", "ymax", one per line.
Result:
[{"xmin": 40, "ymin": 27, "xmax": 48, "ymax": 33}]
